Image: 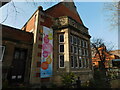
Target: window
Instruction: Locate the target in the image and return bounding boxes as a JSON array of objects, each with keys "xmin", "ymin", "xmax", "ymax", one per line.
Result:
[
  {"xmin": 59, "ymin": 55, "xmax": 64, "ymax": 68},
  {"xmin": 71, "ymin": 56, "xmax": 74, "ymax": 68},
  {"xmin": 12, "ymin": 76, "xmax": 16, "ymax": 79},
  {"xmin": 59, "ymin": 34, "xmax": 64, "ymax": 42},
  {"xmin": 77, "ymin": 38, "xmax": 80, "ymax": 45},
  {"xmin": 73, "ymin": 36, "xmax": 77, "ymax": 45},
  {"xmin": 59, "ymin": 44, "xmax": 64, "ymax": 53},
  {"xmin": 17, "ymin": 75, "xmax": 22, "ymax": 79},
  {"xmin": 20, "ymin": 51, "xmax": 26, "ymax": 60},
  {"xmin": 74, "ymin": 46, "xmax": 77, "ymax": 54},
  {"xmin": 85, "ymin": 58, "xmax": 89, "ymax": 68},
  {"xmin": 74, "ymin": 56, "xmax": 78, "ymax": 68},
  {"xmin": 85, "ymin": 49, "xmax": 88, "ymax": 56},
  {"xmin": 82, "ymin": 49, "xmax": 84, "ymax": 56},
  {"xmin": 14, "ymin": 50, "xmax": 20, "ymax": 59},
  {"xmin": 0, "ymin": 46, "xmax": 5, "ymax": 61},
  {"xmin": 81, "ymin": 40, "xmax": 83, "ymax": 47},
  {"xmin": 79, "ymin": 56, "xmax": 82, "ymax": 68},
  {"xmin": 82, "ymin": 58, "xmax": 85, "ymax": 68},
  {"xmin": 84, "ymin": 41, "xmax": 87, "ymax": 48}
]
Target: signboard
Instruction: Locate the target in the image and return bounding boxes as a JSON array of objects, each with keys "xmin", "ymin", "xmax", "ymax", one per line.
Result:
[{"xmin": 40, "ymin": 26, "xmax": 53, "ymax": 78}]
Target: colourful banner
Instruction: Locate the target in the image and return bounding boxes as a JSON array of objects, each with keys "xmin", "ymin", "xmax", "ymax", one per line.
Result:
[{"xmin": 40, "ymin": 26, "xmax": 53, "ymax": 78}]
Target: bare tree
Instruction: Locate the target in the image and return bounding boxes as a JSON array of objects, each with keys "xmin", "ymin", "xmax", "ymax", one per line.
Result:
[
  {"xmin": 91, "ymin": 38, "xmax": 114, "ymax": 70},
  {"xmin": 0, "ymin": 0, "xmax": 56, "ymax": 23},
  {"xmin": 91, "ymin": 38, "xmax": 114, "ymax": 88},
  {"xmin": 103, "ymin": 2, "xmax": 119, "ymax": 30}
]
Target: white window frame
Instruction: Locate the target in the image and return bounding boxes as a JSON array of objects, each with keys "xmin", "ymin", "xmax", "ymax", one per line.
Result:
[
  {"xmin": 0, "ymin": 46, "xmax": 5, "ymax": 61},
  {"xmin": 59, "ymin": 44, "xmax": 64, "ymax": 53},
  {"xmin": 71, "ymin": 55, "xmax": 74, "ymax": 68},
  {"xmin": 59, "ymin": 55, "xmax": 65, "ymax": 68},
  {"xmin": 59, "ymin": 34, "xmax": 64, "ymax": 43}
]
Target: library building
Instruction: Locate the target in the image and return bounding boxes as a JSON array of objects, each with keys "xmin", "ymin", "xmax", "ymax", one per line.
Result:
[{"xmin": 2, "ymin": 1, "xmax": 93, "ymax": 87}]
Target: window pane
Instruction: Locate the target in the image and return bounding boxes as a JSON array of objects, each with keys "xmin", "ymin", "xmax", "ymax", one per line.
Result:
[
  {"xmin": 59, "ymin": 45, "xmax": 64, "ymax": 52},
  {"xmin": 14, "ymin": 51, "xmax": 20, "ymax": 59},
  {"xmin": 74, "ymin": 56, "xmax": 78, "ymax": 68},
  {"xmin": 82, "ymin": 58, "xmax": 85, "ymax": 68},
  {"xmin": 71, "ymin": 56, "xmax": 74, "ymax": 68},
  {"xmin": 73, "ymin": 36, "xmax": 77, "ymax": 44},
  {"xmin": 86, "ymin": 58, "xmax": 88, "ymax": 68},
  {"xmin": 78, "ymin": 47, "xmax": 82, "ymax": 56},
  {"xmin": 82, "ymin": 49, "xmax": 84, "ymax": 56},
  {"xmin": 59, "ymin": 34, "xmax": 64, "ymax": 42},
  {"xmin": 79, "ymin": 56, "xmax": 82, "ymax": 68},
  {"xmin": 20, "ymin": 51, "xmax": 25, "ymax": 60},
  {"xmin": 85, "ymin": 50, "xmax": 88, "ymax": 56},
  {"xmin": 84, "ymin": 41, "xmax": 86, "ymax": 48},
  {"xmin": 59, "ymin": 55, "xmax": 64, "ymax": 67},
  {"xmin": 81, "ymin": 40, "xmax": 83, "ymax": 47},
  {"xmin": 74, "ymin": 46, "xmax": 77, "ymax": 54}
]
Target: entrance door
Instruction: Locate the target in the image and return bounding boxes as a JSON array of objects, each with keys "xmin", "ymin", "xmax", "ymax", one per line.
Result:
[{"xmin": 8, "ymin": 48, "xmax": 27, "ymax": 83}]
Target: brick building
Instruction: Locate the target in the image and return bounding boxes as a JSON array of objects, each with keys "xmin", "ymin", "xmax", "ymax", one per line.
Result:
[
  {"xmin": 2, "ymin": 1, "xmax": 93, "ymax": 87},
  {"xmin": 110, "ymin": 50, "xmax": 120, "ymax": 57},
  {"xmin": 21, "ymin": 1, "xmax": 93, "ymax": 86},
  {"xmin": 92, "ymin": 47, "xmax": 120, "ymax": 69},
  {"xmin": 2, "ymin": 24, "xmax": 33, "ymax": 85}
]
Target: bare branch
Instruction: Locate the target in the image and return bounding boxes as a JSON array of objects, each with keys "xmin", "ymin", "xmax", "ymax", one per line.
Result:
[{"xmin": 0, "ymin": 4, "xmax": 9, "ymax": 23}]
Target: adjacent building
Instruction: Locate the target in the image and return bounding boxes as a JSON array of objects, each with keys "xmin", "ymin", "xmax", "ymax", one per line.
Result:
[
  {"xmin": 92, "ymin": 47, "xmax": 120, "ymax": 69},
  {"xmin": 2, "ymin": 24, "xmax": 33, "ymax": 85}
]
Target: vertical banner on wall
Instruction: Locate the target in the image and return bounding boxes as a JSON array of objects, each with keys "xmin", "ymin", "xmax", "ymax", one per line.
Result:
[{"xmin": 40, "ymin": 26, "xmax": 53, "ymax": 78}]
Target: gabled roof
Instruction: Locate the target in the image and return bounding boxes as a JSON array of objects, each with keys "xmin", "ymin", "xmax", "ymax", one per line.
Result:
[{"xmin": 44, "ymin": 2, "xmax": 83, "ymax": 25}]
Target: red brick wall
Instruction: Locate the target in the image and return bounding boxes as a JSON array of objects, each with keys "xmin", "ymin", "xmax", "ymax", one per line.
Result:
[{"xmin": 22, "ymin": 15, "xmax": 36, "ymax": 32}]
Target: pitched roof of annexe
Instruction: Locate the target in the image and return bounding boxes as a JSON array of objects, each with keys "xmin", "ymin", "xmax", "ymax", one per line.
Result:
[{"xmin": 2, "ymin": 24, "xmax": 33, "ymax": 43}]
